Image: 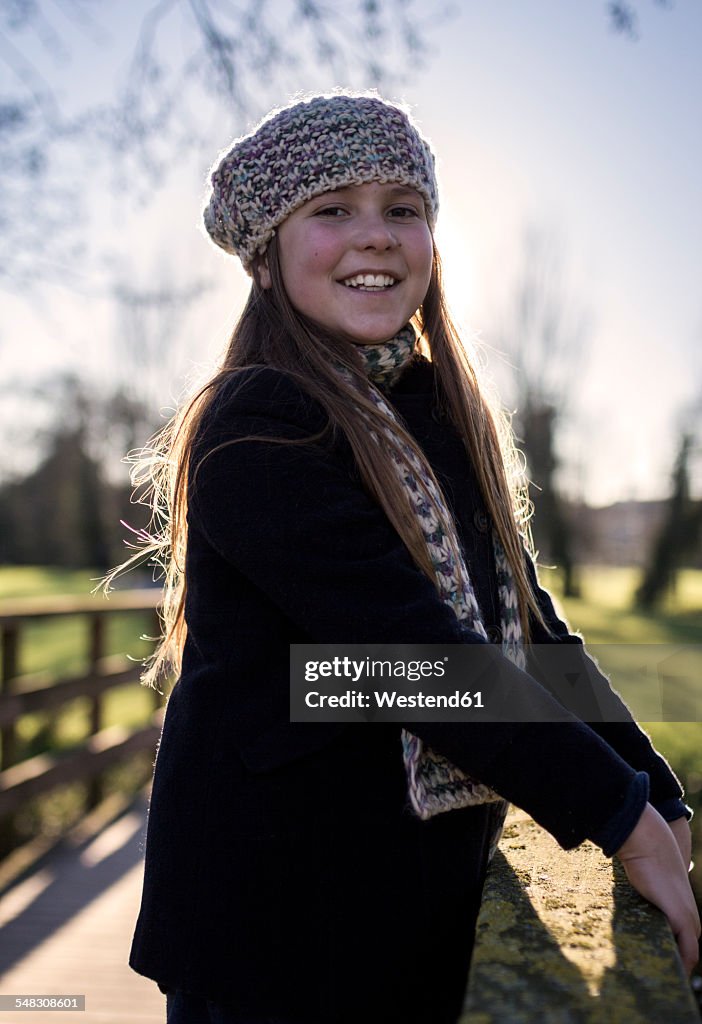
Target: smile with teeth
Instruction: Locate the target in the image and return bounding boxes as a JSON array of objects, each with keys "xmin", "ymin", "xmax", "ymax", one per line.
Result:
[{"xmin": 341, "ymin": 273, "xmax": 398, "ymax": 291}]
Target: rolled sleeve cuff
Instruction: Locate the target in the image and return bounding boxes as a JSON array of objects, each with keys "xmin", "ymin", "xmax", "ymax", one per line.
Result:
[
  {"xmin": 589, "ymin": 771, "xmax": 650, "ymax": 857},
  {"xmin": 655, "ymin": 797, "xmax": 693, "ymax": 823}
]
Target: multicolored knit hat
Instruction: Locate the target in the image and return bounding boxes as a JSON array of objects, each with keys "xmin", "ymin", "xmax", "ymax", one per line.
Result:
[{"xmin": 202, "ymin": 92, "xmax": 439, "ymax": 272}]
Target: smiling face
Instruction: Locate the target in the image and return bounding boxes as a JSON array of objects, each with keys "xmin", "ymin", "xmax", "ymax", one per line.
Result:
[{"xmin": 259, "ymin": 181, "xmax": 434, "ymax": 345}]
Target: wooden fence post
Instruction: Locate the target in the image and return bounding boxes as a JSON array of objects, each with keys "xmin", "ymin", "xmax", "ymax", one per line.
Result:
[
  {"xmin": 0, "ymin": 624, "xmax": 20, "ymax": 853},
  {"xmin": 86, "ymin": 614, "xmax": 105, "ymax": 810},
  {"xmin": 1, "ymin": 625, "xmax": 19, "ymax": 772}
]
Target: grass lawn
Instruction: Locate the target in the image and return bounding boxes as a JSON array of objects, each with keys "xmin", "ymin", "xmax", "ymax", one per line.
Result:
[
  {"xmin": 538, "ymin": 566, "xmax": 702, "ymax": 722},
  {"xmin": 543, "ymin": 564, "xmax": 702, "ymax": 899},
  {"xmin": 541, "ymin": 565, "xmax": 702, "ymax": 644},
  {"xmin": 0, "ymin": 566, "xmax": 108, "ymax": 598}
]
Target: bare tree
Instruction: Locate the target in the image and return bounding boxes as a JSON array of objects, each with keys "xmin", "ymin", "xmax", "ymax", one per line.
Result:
[
  {"xmin": 499, "ymin": 228, "xmax": 590, "ymax": 404},
  {"xmin": 492, "ymin": 226, "xmax": 592, "ymax": 595},
  {"xmin": 636, "ymin": 384, "xmax": 702, "ymax": 607},
  {"xmin": 100, "ymin": 0, "xmax": 437, "ymax": 186},
  {"xmin": 111, "ymin": 272, "xmax": 213, "ymax": 433},
  {"xmin": 606, "ymin": 0, "xmax": 674, "ymax": 40},
  {"xmin": 0, "ymin": 373, "xmax": 151, "ymax": 568},
  {"xmin": 635, "ymin": 433, "xmax": 700, "ymax": 608},
  {"xmin": 1, "ymin": 1, "xmax": 680, "ymax": 288},
  {"xmin": 0, "ymin": 0, "xmax": 448, "ymax": 287}
]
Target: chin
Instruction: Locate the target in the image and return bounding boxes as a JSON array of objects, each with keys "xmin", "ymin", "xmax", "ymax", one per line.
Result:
[{"xmin": 341, "ymin": 324, "xmax": 408, "ymax": 346}]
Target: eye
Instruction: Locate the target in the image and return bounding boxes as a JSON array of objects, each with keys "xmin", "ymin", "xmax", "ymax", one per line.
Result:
[
  {"xmin": 388, "ymin": 205, "xmax": 420, "ymax": 219},
  {"xmin": 313, "ymin": 205, "xmax": 348, "ymax": 218}
]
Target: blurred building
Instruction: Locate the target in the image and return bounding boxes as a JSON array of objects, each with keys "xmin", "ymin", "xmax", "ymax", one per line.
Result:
[{"xmin": 565, "ymin": 500, "xmax": 702, "ymax": 568}]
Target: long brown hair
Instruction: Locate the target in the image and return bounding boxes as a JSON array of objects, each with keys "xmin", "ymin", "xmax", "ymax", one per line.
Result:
[{"xmin": 107, "ymin": 239, "xmax": 550, "ymax": 689}]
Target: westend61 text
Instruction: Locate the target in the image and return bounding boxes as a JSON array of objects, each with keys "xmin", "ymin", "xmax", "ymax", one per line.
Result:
[{"xmin": 304, "ymin": 690, "xmax": 484, "ymax": 709}]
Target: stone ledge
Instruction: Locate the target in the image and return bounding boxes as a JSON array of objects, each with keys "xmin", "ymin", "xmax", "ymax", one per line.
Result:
[{"xmin": 460, "ymin": 806, "xmax": 698, "ymax": 1023}]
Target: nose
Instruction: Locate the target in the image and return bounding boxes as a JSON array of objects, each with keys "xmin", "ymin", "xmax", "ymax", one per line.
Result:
[{"xmin": 354, "ymin": 211, "xmax": 400, "ymax": 251}]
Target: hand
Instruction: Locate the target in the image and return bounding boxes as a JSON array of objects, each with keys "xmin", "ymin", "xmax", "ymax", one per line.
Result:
[
  {"xmin": 668, "ymin": 816, "xmax": 693, "ymax": 873},
  {"xmin": 616, "ymin": 803, "xmax": 700, "ymax": 977}
]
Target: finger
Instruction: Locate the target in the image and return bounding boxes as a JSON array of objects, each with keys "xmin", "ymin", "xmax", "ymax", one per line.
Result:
[{"xmin": 675, "ymin": 927, "xmax": 700, "ymax": 977}]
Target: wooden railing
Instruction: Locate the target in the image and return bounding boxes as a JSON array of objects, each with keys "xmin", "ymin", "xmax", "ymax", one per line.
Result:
[{"xmin": 0, "ymin": 590, "xmax": 164, "ymax": 853}]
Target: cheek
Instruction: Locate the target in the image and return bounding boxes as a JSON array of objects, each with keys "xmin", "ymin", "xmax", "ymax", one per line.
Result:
[
  {"xmin": 419, "ymin": 233, "xmax": 434, "ymax": 275},
  {"xmin": 299, "ymin": 232, "xmax": 339, "ymax": 272},
  {"xmin": 280, "ymin": 232, "xmax": 336, "ymax": 289},
  {"xmin": 413, "ymin": 236, "xmax": 434, "ymax": 296},
  {"xmin": 404, "ymin": 224, "xmax": 433, "ymax": 276},
  {"xmin": 279, "ymin": 238, "xmax": 337, "ymax": 316}
]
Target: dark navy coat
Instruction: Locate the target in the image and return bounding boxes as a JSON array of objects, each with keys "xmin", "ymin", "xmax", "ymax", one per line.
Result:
[{"xmin": 130, "ymin": 354, "xmax": 686, "ymax": 1024}]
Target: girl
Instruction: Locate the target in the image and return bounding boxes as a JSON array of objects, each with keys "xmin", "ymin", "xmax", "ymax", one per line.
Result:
[{"xmin": 126, "ymin": 93, "xmax": 699, "ymax": 1024}]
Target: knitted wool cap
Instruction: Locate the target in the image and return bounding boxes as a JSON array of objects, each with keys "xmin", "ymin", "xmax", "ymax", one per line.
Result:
[{"xmin": 202, "ymin": 92, "xmax": 439, "ymax": 272}]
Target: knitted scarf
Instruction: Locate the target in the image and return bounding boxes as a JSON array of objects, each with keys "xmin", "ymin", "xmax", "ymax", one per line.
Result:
[{"xmin": 344, "ymin": 326, "xmax": 526, "ymax": 856}]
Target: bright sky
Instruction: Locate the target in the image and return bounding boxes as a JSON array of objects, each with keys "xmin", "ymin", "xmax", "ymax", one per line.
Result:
[{"xmin": 3, "ymin": 0, "xmax": 701, "ymax": 505}]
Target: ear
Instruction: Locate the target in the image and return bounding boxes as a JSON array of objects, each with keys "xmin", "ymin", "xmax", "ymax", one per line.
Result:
[{"xmin": 257, "ymin": 255, "xmax": 272, "ymax": 290}]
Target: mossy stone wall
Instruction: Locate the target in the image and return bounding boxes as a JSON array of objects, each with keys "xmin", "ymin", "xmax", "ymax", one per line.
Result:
[{"xmin": 460, "ymin": 806, "xmax": 698, "ymax": 1023}]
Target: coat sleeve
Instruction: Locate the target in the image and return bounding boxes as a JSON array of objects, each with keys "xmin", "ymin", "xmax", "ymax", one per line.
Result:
[
  {"xmin": 525, "ymin": 555, "xmax": 690, "ymax": 823},
  {"xmin": 188, "ymin": 368, "xmax": 649, "ymax": 851}
]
